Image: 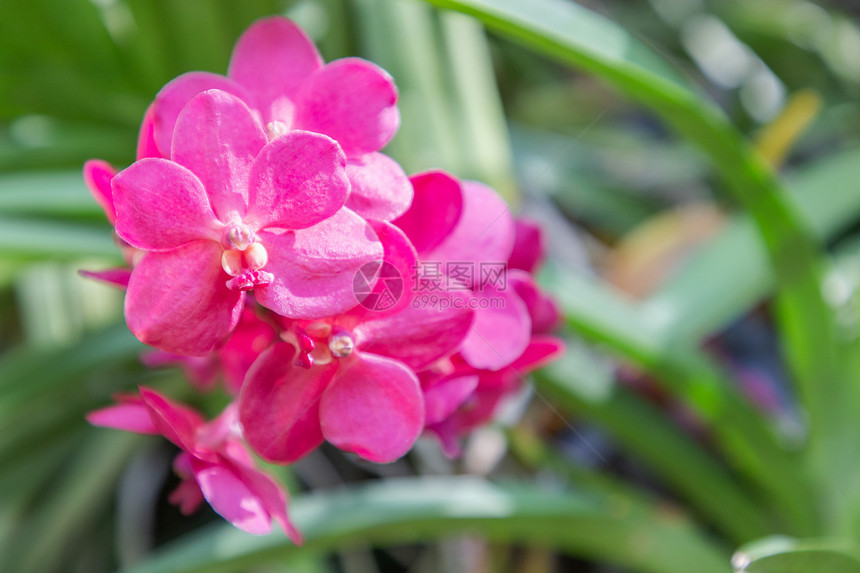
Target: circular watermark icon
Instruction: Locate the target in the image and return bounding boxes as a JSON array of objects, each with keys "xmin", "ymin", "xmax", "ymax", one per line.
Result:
[{"xmin": 353, "ymin": 260, "xmax": 403, "ymax": 312}]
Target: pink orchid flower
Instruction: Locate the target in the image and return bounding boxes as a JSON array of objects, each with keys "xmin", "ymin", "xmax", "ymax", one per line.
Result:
[
  {"xmin": 395, "ymin": 170, "xmax": 532, "ymax": 371},
  {"xmin": 87, "ymin": 388, "xmax": 301, "ymax": 542},
  {"xmin": 239, "ymin": 222, "xmax": 474, "ymax": 464},
  {"xmin": 139, "ymin": 16, "xmax": 411, "ymax": 222},
  {"xmin": 112, "ymin": 89, "xmax": 382, "ymax": 356}
]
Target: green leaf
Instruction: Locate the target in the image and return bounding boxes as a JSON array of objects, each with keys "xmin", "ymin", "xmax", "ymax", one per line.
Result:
[
  {"xmin": 734, "ymin": 536, "xmax": 860, "ymax": 573},
  {"xmin": 121, "ymin": 477, "xmax": 732, "ymax": 573},
  {"xmin": 0, "ymin": 216, "xmax": 118, "ymax": 260}
]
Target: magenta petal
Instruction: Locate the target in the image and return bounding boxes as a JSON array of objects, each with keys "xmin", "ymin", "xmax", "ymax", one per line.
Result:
[
  {"xmin": 86, "ymin": 402, "xmax": 159, "ymax": 435},
  {"xmin": 83, "ymin": 160, "xmax": 117, "ymax": 223},
  {"xmin": 423, "ymin": 374, "xmax": 479, "ymax": 426},
  {"xmin": 345, "ymin": 153, "xmax": 412, "ymax": 221},
  {"xmin": 460, "ymin": 285, "xmax": 531, "ymax": 371},
  {"xmin": 245, "ymin": 131, "xmax": 349, "ymax": 230},
  {"xmin": 255, "ymin": 209, "xmax": 383, "ymax": 319},
  {"xmin": 138, "ymin": 387, "xmax": 204, "ymax": 452},
  {"xmin": 152, "ymin": 72, "xmax": 248, "ymax": 157},
  {"xmin": 509, "ymin": 270, "xmax": 562, "ymax": 334},
  {"xmin": 136, "ymin": 105, "xmax": 162, "ymax": 160},
  {"xmin": 429, "ymin": 181, "xmax": 515, "ymax": 280},
  {"xmin": 112, "ymin": 159, "xmax": 221, "ymax": 251},
  {"xmin": 228, "ymin": 16, "xmax": 322, "ymax": 122},
  {"xmin": 125, "ymin": 240, "xmax": 244, "ymax": 356},
  {"xmin": 509, "ymin": 218, "xmax": 545, "ymax": 274},
  {"xmin": 227, "ymin": 453, "xmax": 303, "ymax": 543},
  {"xmin": 78, "ymin": 267, "xmax": 131, "ymax": 290},
  {"xmin": 190, "ymin": 459, "xmax": 272, "ymax": 535},
  {"xmin": 320, "ymin": 353, "xmax": 423, "ymax": 463},
  {"xmin": 394, "ymin": 171, "xmax": 463, "ymax": 255},
  {"xmin": 346, "ymin": 220, "xmax": 418, "ymax": 320},
  {"xmin": 168, "ymin": 477, "xmax": 205, "ymax": 515},
  {"xmin": 509, "ymin": 335, "xmax": 566, "ymax": 373},
  {"xmin": 172, "ymin": 90, "xmax": 267, "ymax": 222},
  {"xmin": 353, "ymin": 291, "xmax": 474, "ymax": 371},
  {"xmin": 294, "ymin": 58, "xmax": 399, "ymax": 157},
  {"xmin": 239, "ymin": 342, "xmax": 336, "ymax": 463}
]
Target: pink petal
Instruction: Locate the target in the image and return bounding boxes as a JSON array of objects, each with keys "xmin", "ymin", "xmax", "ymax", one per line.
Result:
[
  {"xmin": 509, "ymin": 218, "xmax": 545, "ymax": 274},
  {"xmin": 112, "ymin": 159, "xmax": 221, "ymax": 251},
  {"xmin": 346, "ymin": 220, "xmax": 418, "ymax": 320},
  {"xmin": 320, "ymin": 353, "xmax": 423, "ymax": 463},
  {"xmin": 345, "ymin": 153, "xmax": 412, "ymax": 221},
  {"xmin": 239, "ymin": 342, "xmax": 336, "ymax": 463},
  {"xmin": 228, "ymin": 16, "xmax": 322, "ymax": 123},
  {"xmin": 428, "ymin": 181, "xmax": 515, "ymax": 285},
  {"xmin": 352, "ymin": 291, "xmax": 474, "ymax": 371},
  {"xmin": 423, "ymin": 374, "xmax": 479, "ymax": 426},
  {"xmin": 138, "ymin": 387, "xmax": 205, "ymax": 453},
  {"xmin": 136, "ymin": 104, "xmax": 162, "ymax": 160},
  {"xmin": 125, "ymin": 240, "xmax": 244, "ymax": 356},
  {"xmin": 394, "ymin": 171, "xmax": 463, "ymax": 255},
  {"xmin": 255, "ymin": 209, "xmax": 383, "ymax": 319},
  {"xmin": 190, "ymin": 459, "xmax": 272, "ymax": 535},
  {"xmin": 172, "ymin": 90, "xmax": 267, "ymax": 222},
  {"xmin": 218, "ymin": 308, "xmax": 277, "ymax": 395},
  {"xmin": 509, "ymin": 335, "xmax": 566, "ymax": 373},
  {"xmin": 86, "ymin": 401, "xmax": 159, "ymax": 434},
  {"xmin": 226, "ymin": 450, "xmax": 303, "ymax": 543},
  {"xmin": 83, "ymin": 159, "xmax": 117, "ymax": 223},
  {"xmin": 168, "ymin": 477, "xmax": 205, "ymax": 515},
  {"xmin": 509, "ymin": 270, "xmax": 561, "ymax": 334},
  {"xmin": 78, "ymin": 268, "xmax": 131, "ymax": 290},
  {"xmin": 244, "ymin": 131, "xmax": 349, "ymax": 230},
  {"xmin": 152, "ymin": 72, "xmax": 248, "ymax": 157},
  {"xmin": 293, "ymin": 58, "xmax": 399, "ymax": 157},
  {"xmin": 460, "ymin": 284, "xmax": 531, "ymax": 371}
]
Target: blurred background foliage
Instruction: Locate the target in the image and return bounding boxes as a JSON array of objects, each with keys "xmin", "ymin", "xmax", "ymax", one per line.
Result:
[{"xmin": 4, "ymin": 0, "xmax": 860, "ymax": 572}]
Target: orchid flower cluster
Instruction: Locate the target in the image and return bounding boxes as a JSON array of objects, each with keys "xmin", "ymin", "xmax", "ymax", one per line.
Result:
[{"xmin": 84, "ymin": 17, "xmax": 564, "ymax": 542}]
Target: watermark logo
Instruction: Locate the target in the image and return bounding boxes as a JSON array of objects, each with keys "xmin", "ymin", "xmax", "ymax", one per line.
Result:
[{"xmin": 353, "ymin": 260, "xmax": 403, "ymax": 311}]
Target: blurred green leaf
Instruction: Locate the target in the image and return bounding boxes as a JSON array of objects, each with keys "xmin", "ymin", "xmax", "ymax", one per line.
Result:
[
  {"xmin": 734, "ymin": 536, "xmax": 860, "ymax": 572},
  {"xmin": 121, "ymin": 477, "xmax": 732, "ymax": 573}
]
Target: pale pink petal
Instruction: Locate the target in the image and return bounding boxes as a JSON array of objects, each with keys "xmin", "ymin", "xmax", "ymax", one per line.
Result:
[
  {"xmin": 429, "ymin": 181, "xmax": 515, "ymax": 285},
  {"xmin": 172, "ymin": 90, "xmax": 267, "ymax": 222},
  {"xmin": 460, "ymin": 284, "xmax": 531, "ymax": 371},
  {"xmin": 112, "ymin": 159, "xmax": 221, "ymax": 251},
  {"xmin": 244, "ymin": 131, "xmax": 349, "ymax": 230},
  {"xmin": 239, "ymin": 342, "xmax": 336, "ymax": 463},
  {"xmin": 345, "ymin": 153, "xmax": 412, "ymax": 221},
  {"xmin": 138, "ymin": 387, "xmax": 205, "ymax": 453},
  {"xmin": 227, "ymin": 452, "xmax": 303, "ymax": 543},
  {"xmin": 509, "ymin": 218, "xmax": 545, "ymax": 274},
  {"xmin": 78, "ymin": 268, "xmax": 131, "ymax": 290},
  {"xmin": 255, "ymin": 209, "xmax": 383, "ymax": 319},
  {"xmin": 190, "ymin": 459, "xmax": 272, "ymax": 535},
  {"xmin": 83, "ymin": 159, "xmax": 117, "ymax": 223},
  {"xmin": 394, "ymin": 171, "xmax": 463, "ymax": 255},
  {"xmin": 152, "ymin": 72, "xmax": 247, "ymax": 157},
  {"xmin": 125, "ymin": 241, "xmax": 244, "ymax": 356},
  {"xmin": 293, "ymin": 58, "xmax": 399, "ymax": 157},
  {"xmin": 136, "ymin": 105, "xmax": 162, "ymax": 160},
  {"xmin": 320, "ymin": 353, "xmax": 423, "ymax": 463},
  {"xmin": 86, "ymin": 401, "xmax": 159, "ymax": 435},
  {"xmin": 346, "ymin": 220, "xmax": 418, "ymax": 320},
  {"xmin": 423, "ymin": 374, "xmax": 479, "ymax": 426},
  {"xmin": 353, "ymin": 291, "xmax": 473, "ymax": 371},
  {"xmin": 228, "ymin": 16, "xmax": 322, "ymax": 122}
]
